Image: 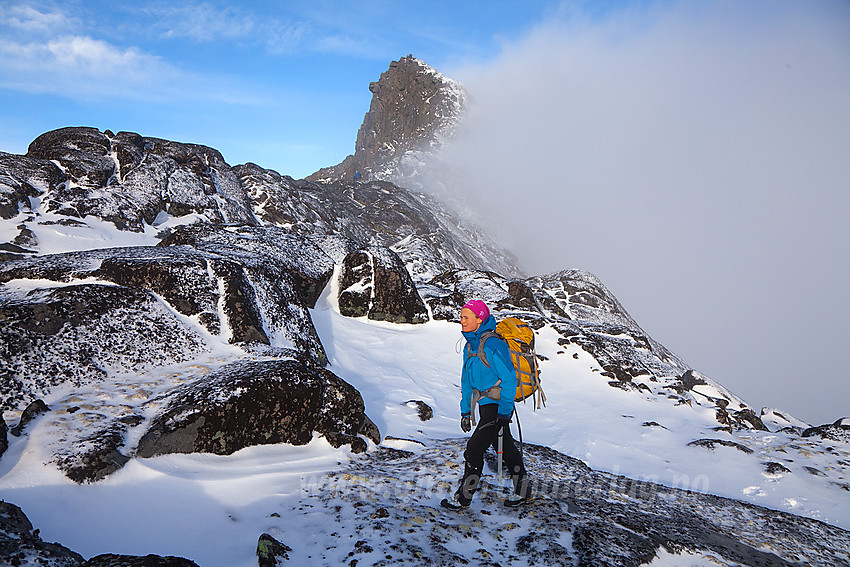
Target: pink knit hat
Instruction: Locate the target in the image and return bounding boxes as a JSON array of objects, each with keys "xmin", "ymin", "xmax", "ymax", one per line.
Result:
[{"xmin": 462, "ymin": 299, "xmax": 489, "ymax": 321}]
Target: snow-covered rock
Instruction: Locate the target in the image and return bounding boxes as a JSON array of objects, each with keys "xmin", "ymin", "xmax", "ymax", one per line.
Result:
[
  {"xmin": 291, "ymin": 439, "xmax": 850, "ymax": 566},
  {"xmin": 0, "ymin": 279, "xmax": 209, "ymax": 413},
  {"xmin": 0, "ymin": 501, "xmax": 84, "ymax": 566},
  {"xmin": 136, "ymin": 358, "xmax": 380, "ymax": 459},
  {"xmin": 0, "ymin": 151, "xmax": 64, "ymax": 222},
  {"xmin": 14, "ymin": 127, "xmax": 258, "ymax": 234},
  {"xmin": 237, "ymin": 162, "xmax": 522, "ymax": 279},
  {"xmin": 339, "ymin": 245, "xmax": 428, "ymax": 324},
  {"xmin": 803, "ymin": 417, "xmax": 850, "ymax": 443}
]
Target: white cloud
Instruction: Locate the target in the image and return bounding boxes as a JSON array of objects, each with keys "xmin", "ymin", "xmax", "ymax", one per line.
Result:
[
  {"xmin": 0, "ymin": 3, "xmax": 178, "ymax": 99},
  {"xmin": 0, "ymin": 3, "xmax": 79, "ymax": 34},
  {"xmin": 139, "ymin": 1, "xmax": 387, "ymax": 58},
  {"xmin": 0, "ymin": 3, "xmax": 271, "ymax": 105},
  {"xmin": 0, "ymin": 33, "xmax": 186, "ymax": 100},
  {"xmin": 143, "ymin": 1, "xmax": 258, "ymax": 42},
  {"xmin": 263, "ymin": 21, "xmax": 311, "ymax": 55}
]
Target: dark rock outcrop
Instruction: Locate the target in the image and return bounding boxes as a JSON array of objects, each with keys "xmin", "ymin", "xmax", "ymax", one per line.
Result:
[
  {"xmin": 10, "ymin": 399, "xmax": 49, "ymax": 436},
  {"xmin": 0, "ymin": 415, "xmax": 7, "ymax": 458},
  {"xmin": 28, "ymin": 127, "xmax": 115, "ymax": 191},
  {"xmin": 156, "ymin": 223, "xmax": 335, "ymax": 310},
  {"xmin": 0, "ymin": 501, "xmax": 85, "ymax": 566},
  {"xmin": 81, "ymin": 554, "xmax": 199, "ymax": 566},
  {"xmin": 237, "ymin": 163, "xmax": 522, "ymax": 279},
  {"xmin": 257, "ymin": 533, "xmax": 292, "ymax": 566},
  {"xmin": 405, "ymin": 400, "xmax": 433, "ymax": 421},
  {"xmin": 297, "ymin": 439, "xmax": 850, "ymax": 567},
  {"xmin": 802, "ymin": 418, "xmax": 850, "ymax": 442},
  {"xmin": 765, "ymin": 461, "xmax": 792, "ymax": 474},
  {"xmin": 156, "ymin": 224, "xmax": 335, "ymax": 362},
  {"xmin": 16, "ymin": 127, "xmax": 258, "ymax": 233},
  {"xmin": 95, "ymin": 254, "xmax": 221, "ymax": 327},
  {"xmin": 338, "ymin": 246, "xmax": 428, "ymax": 324},
  {"xmin": 136, "ymin": 358, "xmax": 380, "ymax": 458},
  {"xmin": 0, "ymin": 151, "xmax": 65, "ymax": 220},
  {"xmin": 0, "ymin": 231, "xmax": 335, "ymax": 415},
  {"xmin": 688, "ymin": 438, "xmax": 755, "ymax": 454},
  {"xmin": 53, "ymin": 418, "xmax": 134, "ymax": 483}
]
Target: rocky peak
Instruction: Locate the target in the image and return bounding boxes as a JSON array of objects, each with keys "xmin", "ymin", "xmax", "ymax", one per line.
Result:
[{"xmin": 308, "ymin": 55, "xmax": 466, "ymax": 182}]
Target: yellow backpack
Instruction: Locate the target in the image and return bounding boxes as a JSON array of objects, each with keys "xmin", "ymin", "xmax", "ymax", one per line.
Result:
[{"xmin": 467, "ymin": 317, "xmax": 546, "ymax": 409}]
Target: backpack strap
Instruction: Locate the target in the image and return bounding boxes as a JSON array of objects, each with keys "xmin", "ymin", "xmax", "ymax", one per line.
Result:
[
  {"xmin": 469, "ymin": 380, "xmax": 502, "ymax": 426},
  {"xmin": 465, "ymin": 330, "xmax": 500, "ymax": 368},
  {"xmin": 465, "ymin": 330, "xmax": 502, "ymax": 425}
]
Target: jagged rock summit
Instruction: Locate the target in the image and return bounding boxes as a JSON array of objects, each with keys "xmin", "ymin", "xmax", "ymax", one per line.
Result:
[{"xmin": 308, "ymin": 54, "xmax": 466, "ymax": 184}]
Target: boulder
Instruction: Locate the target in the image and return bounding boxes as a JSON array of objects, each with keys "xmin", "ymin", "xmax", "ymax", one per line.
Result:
[
  {"xmin": 136, "ymin": 358, "xmax": 380, "ymax": 458},
  {"xmin": 10, "ymin": 399, "xmax": 49, "ymax": 436},
  {"xmin": 23, "ymin": 127, "xmax": 258, "ymax": 233},
  {"xmin": 82, "ymin": 554, "xmax": 199, "ymax": 566},
  {"xmin": 28, "ymin": 127, "xmax": 115, "ymax": 191},
  {"xmin": 338, "ymin": 245, "xmax": 428, "ymax": 324},
  {"xmin": 0, "ymin": 501, "xmax": 84, "ymax": 566},
  {"xmin": 257, "ymin": 533, "xmax": 291, "ymax": 566},
  {"xmin": 0, "ymin": 151, "xmax": 65, "ymax": 219},
  {"xmin": 0, "ymin": 415, "xmax": 7, "ymax": 459}
]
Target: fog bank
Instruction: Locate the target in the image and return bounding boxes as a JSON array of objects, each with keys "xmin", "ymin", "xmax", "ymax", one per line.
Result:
[{"xmin": 440, "ymin": 0, "xmax": 850, "ymax": 425}]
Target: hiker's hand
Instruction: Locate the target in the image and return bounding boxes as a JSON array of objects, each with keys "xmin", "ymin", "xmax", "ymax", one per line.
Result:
[
  {"xmin": 460, "ymin": 414, "xmax": 471, "ymax": 432},
  {"xmin": 496, "ymin": 414, "xmax": 511, "ymax": 429}
]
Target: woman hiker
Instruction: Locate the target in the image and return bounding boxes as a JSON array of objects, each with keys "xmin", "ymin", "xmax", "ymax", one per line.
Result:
[{"xmin": 441, "ymin": 300, "xmax": 531, "ymax": 510}]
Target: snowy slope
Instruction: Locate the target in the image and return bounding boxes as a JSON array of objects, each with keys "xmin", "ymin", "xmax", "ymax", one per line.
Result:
[{"xmin": 2, "ymin": 232, "xmax": 849, "ymax": 565}]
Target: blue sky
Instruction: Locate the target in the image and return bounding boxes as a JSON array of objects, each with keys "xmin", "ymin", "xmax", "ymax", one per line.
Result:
[
  {"xmin": 0, "ymin": 0, "xmax": 575, "ymax": 178},
  {"xmin": 1, "ymin": 0, "xmax": 849, "ymax": 425}
]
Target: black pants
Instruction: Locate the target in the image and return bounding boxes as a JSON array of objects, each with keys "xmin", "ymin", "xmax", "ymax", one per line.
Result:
[{"xmin": 456, "ymin": 404, "xmax": 529, "ymax": 504}]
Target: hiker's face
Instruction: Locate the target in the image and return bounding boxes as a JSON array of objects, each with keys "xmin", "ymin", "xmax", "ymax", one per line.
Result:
[{"xmin": 460, "ymin": 308, "xmax": 482, "ymax": 333}]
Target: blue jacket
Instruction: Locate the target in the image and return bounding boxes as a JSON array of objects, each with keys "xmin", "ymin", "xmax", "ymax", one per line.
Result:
[{"xmin": 461, "ymin": 315, "xmax": 517, "ymax": 419}]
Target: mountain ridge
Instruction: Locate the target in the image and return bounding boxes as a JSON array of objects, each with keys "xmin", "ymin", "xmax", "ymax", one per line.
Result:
[{"xmin": 1, "ymin": 55, "xmax": 848, "ymax": 566}]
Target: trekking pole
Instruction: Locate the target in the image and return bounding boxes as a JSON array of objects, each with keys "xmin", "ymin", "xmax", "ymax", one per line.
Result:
[
  {"xmin": 515, "ymin": 411, "xmax": 523, "ymax": 458},
  {"xmin": 497, "ymin": 424, "xmax": 504, "ymax": 482}
]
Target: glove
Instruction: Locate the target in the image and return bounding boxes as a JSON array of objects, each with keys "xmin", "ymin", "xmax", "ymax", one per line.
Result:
[
  {"xmin": 496, "ymin": 414, "xmax": 512, "ymax": 430},
  {"xmin": 460, "ymin": 414, "xmax": 471, "ymax": 433}
]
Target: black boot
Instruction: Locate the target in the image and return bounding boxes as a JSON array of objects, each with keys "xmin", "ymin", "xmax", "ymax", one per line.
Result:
[{"xmin": 440, "ymin": 494, "xmax": 469, "ymax": 511}]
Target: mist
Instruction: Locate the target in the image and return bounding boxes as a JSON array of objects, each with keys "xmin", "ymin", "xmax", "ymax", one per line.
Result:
[{"xmin": 439, "ymin": 0, "xmax": 850, "ymax": 425}]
